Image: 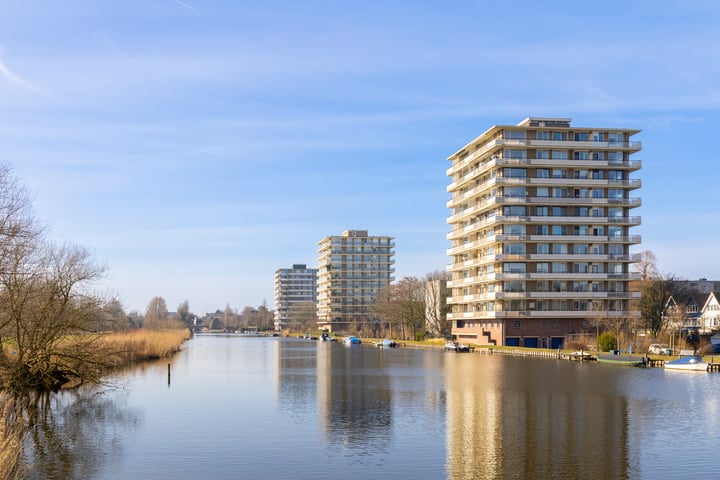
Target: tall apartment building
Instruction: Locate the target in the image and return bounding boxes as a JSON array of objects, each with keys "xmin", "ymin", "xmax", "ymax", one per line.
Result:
[
  {"xmin": 317, "ymin": 230, "xmax": 395, "ymax": 333},
  {"xmin": 273, "ymin": 264, "xmax": 318, "ymax": 331},
  {"xmin": 446, "ymin": 117, "xmax": 642, "ymax": 348}
]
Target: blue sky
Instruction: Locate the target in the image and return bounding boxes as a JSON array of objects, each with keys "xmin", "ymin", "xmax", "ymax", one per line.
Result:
[{"xmin": 1, "ymin": 0, "xmax": 719, "ymax": 314}]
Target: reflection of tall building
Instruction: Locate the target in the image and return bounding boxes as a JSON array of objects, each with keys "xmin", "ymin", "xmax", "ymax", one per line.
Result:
[
  {"xmin": 275, "ymin": 339, "xmax": 317, "ymax": 422},
  {"xmin": 315, "ymin": 345, "xmax": 392, "ymax": 453},
  {"xmin": 274, "ymin": 264, "xmax": 318, "ymax": 332},
  {"xmin": 444, "ymin": 355, "xmax": 631, "ymax": 479},
  {"xmin": 317, "ymin": 230, "xmax": 395, "ymax": 333}
]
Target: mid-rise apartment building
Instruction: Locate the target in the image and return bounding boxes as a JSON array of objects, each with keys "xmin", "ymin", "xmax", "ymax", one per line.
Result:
[
  {"xmin": 446, "ymin": 117, "xmax": 642, "ymax": 348},
  {"xmin": 273, "ymin": 264, "xmax": 318, "ymax": 331},
  {"xmin": 317, "ymin": 230, "xmax": 395, "ymax": 333}
]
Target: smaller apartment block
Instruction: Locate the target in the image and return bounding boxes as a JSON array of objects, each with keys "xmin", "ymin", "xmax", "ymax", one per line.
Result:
[
  {"xmin": 317, "ymin": 230, "xmax": 395, "ymax": 333},
  {"xmin": 273, "ymin": 264, "xmax": 318, "ymax": 331},
  {"xmin": 446, "ymin": 117, "xmax": 642, "ymax": 348}
]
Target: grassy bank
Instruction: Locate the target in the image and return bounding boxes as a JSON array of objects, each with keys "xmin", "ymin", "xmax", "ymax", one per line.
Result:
[{"xmin": 96, "ymin": 328, "xmax": 191, "ymax": 366}]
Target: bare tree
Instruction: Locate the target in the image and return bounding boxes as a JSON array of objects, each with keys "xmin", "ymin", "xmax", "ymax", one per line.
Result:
[
  {"xmin": 144, "ymin": 297, "xmax": 168, "ymax": 330},
  {"xmin": 288, "ymin": 301, "xmax": 317, "ymax": 332},
  {"xmin": 175, "ymin": 299, "xmax": 194, "ymax": 327},
  {"xmin": 633, "ymin": 250, "xmax": 659, "ymax": 281}
]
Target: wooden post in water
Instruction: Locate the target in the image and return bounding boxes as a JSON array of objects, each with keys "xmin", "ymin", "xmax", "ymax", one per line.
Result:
[{"xmin": 168, "ymin": 363, "xmax": 171, "ymax": 386}]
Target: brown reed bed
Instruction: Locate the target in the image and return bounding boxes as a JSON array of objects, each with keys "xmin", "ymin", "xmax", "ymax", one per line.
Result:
[{"xmin": 96, "ymin": 328, "xmax": 191, "ymax": 366}]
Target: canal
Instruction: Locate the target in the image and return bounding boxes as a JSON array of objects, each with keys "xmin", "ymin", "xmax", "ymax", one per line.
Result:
[{"xmin": 22, "ymin": 335, "xmax": 720, "ymax": 479}]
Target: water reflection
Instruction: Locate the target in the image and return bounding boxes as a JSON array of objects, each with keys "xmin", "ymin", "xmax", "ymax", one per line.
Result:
[{"xmin": 444, "ymin": 355, "xmax": 633, "ymax": 479}]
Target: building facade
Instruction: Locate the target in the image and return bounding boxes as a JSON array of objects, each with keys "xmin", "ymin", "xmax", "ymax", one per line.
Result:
[
  {"xmin": 317, "ymin": 230, "xmax": 395, "ymax": 333},
  {"xmin": 446, "ymin": 117, "xmax": 642, "ymax": 348},
  {"xmin": 273, "ymin": 264, "xmax": 318, "ymax": 331}
]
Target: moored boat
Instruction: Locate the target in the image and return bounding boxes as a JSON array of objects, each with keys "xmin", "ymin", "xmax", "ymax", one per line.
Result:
[
  {"xmin": 376, "ymin": 339, "xmax": 397, "ymax": 348},
  {"xmin": 445, "ymin": 341, "xmax": 470, "ymax": 352},
  {"xmin": 597, "ymin": 353, "xmax": 644, "ymax": 367},
  {"xmin": 664, "ymin": 355, "xmax": 708, "ymax": 371},
  {"xmin": 342, "ymin": 335, "xmax": 361, "ymax": 345}
]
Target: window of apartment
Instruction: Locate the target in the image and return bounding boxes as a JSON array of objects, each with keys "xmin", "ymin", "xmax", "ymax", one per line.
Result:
[
  {"xmin": 573, "ymin": 281, "xmax": 588, "ymax": 292},
  {"xmin": 552, "ymin": 132, "xmax": 567, "ymax": 141},
  {"xmin": 504, "ymin": 281, "xmax": 525, "ymax": 292},
  {"xmin": 552, "ymin": 169, "xmax": 566, "ymax": 178},
  {"xmin": 591, "ymin": 263, "xmax": 604, "ymax": 273},
  {"xmin": 608, "ymin": 132, "xmax": 624, "ymax": 144},
  {"xmin": 551, "ymin": 150, "xmax": 568, "ymax": 159},
  {"xmin": 608, "ymin": 170, "xmax": 623, "ymax": 181},
  {"xmin": 504, "ymin": 186, "xmax": 526, "ymax": 197},
  {"xmin": 608, "ymin": 151, "xmax": 624, "ymax": 162},
  {"xmin": 591, "ymin": 207, "xmax": 604, "ymax": 217},
  {"xmin": 591, "ymin": 189, "xmax": 604, "ymax": 199},
  {"xmin": 504, "ymin": 263, "xmax": 526, "ymax": 273},
  {"xmin": 536, "ymin": 225, "xmax": 549, "ymax": 235},
  {"xmin": 486, "ymin": 265, "xmax": 495, "ymax": 274},
  {"xmin": 552, "ymin": 243, "xmax": 568, "ymax": 254},
  {"xmin": 574, "ymin": 132, "xmax": 589, "ymax": 141},
  {"xmin": 536, "ymin": 187, "xmax": 549, "ymax": 197},
  {"xmin": 593, "ymin": 226, "xmax": 605, "ymax": 236},
  {"xmin": 504, "ymin": 224, "xmax": 526, "ymax": 235},
  {"xmin": 574, "ymin": 151, "xmax": 589, "ymax": 160},
  {"xmin": 536, "ymin": 168, "xmax": 549, "ymax": 178},
  {"xmin": 536, "ymin": 263, "xmax": 549, "ymax": 273},
  {"xmin": 609, "ymin": 226, "xmax": 623, "ymax": 237},
  {"xmin": 574, "ymin": 207, "xmax": 589, "ymax": 217},
  {"xmin": 504, "ymin": 243, "xmax": 526, "ymax": 255},
  {"xmin": 536, "ymin": 206, "xmax": 548, "ymax": 216},
  {"xmin": 504, "ymin": 205, "xmax": 526, "ymax": 216},
  {"xmin": 593, "ymin": 133, "xmax": 605, "ymax": 142},
  {"xmin": 552, "ymin": 187, "xmax": 567, "ymax": 198},
  {"xmin": 608, "ymin": 207, "xmax": 623, "ymax": 218},
  {"xmin": 536, "ymin": 131, "xmax": 549, "ymax": 140},
  {"xmin": 505, "ymin": 130, "xmax": 527, "ymax": 140},
  {"xmin": 553, "ymin": 281, "xmax": 568, "ymax": 292},
  {"xmin": 592, "ymin": 244, "xmax": 604, "ymax": 254},
  {"xmin": 574, "ymin": 301, "xmax": 588, "ymax": 311},
  {"xmin": 536, "ymin": 281, "xmax": 549, "ymax": 291},
  {"xmin": 504, "ymin": 167, "xmax": 526, "ymax": 178},
  {"xmin": 552, "ymin": 262, "xmax": 568, "ymax": 273},
  {"xmin": 505, "ymin": 149, "xmax": 526, "ymax": 159},
  {"xmin": 574, "ymin": 169, "xmax": 589, "ymax": 179},
  {"xmin": 551, "ymin": 225, "xmax": 567, "ymax": 235},
  {"xmin": 573, "ymin": 263, "xmax": 588, "ymax": 273},
  {"xmin": 608, "ymin": 244, "xmax": 624, "ymax": 255},
  {"xmin": 536, "ymin": 243, "xmax": 549, "ymax": 254},
  {"xmin": 513, "ymin": 320, "xmax": 521, "ymax": 328},
  {"xmin": 608, "ymin": 189, "xmax": 624, "ymax": 200},
  {"xmin": 537, "ymin": 149, "xmax": 550, "ymax": 159},
  {"xmin": 573, "ymin": 244, "xmax": 589, "ymax": 254},
  {"xmin": 591, "ymin": 170, "xmax": 603, "ymax": 179},
  {"xmin": 552, "ymin": 206, "xmax": 567, "ymax": 216},
  {"xmin": 574, "ymin": 226, "xmax": 589, "ymax": 235},
  {"xmin": 592, "ymin": 151, "xmax": 605, "ymax": 160},
  {"xmin": 574, "ymin": 188, "xmax": 589, "ymax": 198},
  {"xmin": 608, "ymin": 263, "xmax": 623, "ymax": 274}
]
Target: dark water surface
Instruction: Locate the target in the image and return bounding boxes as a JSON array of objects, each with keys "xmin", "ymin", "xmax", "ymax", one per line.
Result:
[{"xmin": 26, "ymin": 335, "xmax": 720, "ymax": 479}]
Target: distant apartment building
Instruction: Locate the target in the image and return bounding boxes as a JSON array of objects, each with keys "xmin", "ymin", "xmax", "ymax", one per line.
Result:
[
  {"xmin": 446, "ymin": 117, "xmax": 642, "ymax": 348},
  {"xmin": 273, "ymin": 264, "xmax": 318, "ymax": 331},
  {"xmin": 317, "ymin": 230, "xmax": 395, "ymax": 333}
]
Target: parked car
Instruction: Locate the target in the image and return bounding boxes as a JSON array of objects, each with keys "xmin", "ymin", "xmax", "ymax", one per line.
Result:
[{"xmin": 648, "ymin": 343, "xmax": 672, "ymax": 355}]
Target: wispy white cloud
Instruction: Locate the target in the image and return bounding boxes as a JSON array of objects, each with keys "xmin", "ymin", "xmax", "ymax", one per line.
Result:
[
  {"xmin": 174, "ymin": 0, "xmax": 195, "ymax": 11},
  {"xmin": 0, "ymin": 48, "xmax": 35, "ymax": 91}
]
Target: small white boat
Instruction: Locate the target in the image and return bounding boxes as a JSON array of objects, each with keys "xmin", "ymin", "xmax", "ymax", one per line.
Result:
[
  {"xmin": 664, "ymin": 355, "xmax": 708, "ymax": 371},
  {"xmin": 445, "ymin": 341, "xmax": 470, "ymax": 352},
  {"xmin": 342, "ymin": 335, "xmax": 361, "ymax": 345}
]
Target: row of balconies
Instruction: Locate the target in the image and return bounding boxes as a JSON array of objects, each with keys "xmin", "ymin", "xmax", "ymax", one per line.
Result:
[
  {"xmin": 446, "ymin": 272, "xmax": 640, "ymax": 287},
  {"xmin": 448, "ymin": 156, "xmax": 642, "ymax": 187},
  {"xmin": 447, "ymin": 291, "xmax": 641, "ymax": 303},
  {"xmin": 447, "ymin": 234, "xmax": 642, "ymax": 255},
  {"xmin": 447, "ymin": 309, "xmax": 634, "ymax": 320},
  {"xmin": 447, "ymin": 253, "xmax": 642, "ymax": 271},
  {"xmin": 449, "ymin": 169, "xmax": 642, "ymax": 193}
]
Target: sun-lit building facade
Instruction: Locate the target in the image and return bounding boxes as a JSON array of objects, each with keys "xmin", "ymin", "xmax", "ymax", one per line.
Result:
[
  {"xmin": 446, "ymin": 117, "xmax": 642, "ymax": 348},
  {"xmin": 273, "ymin": 264, "xmax": 318, "ymax": 331},
  {"xmin": 317, "ymin": 230, "xmax": 395, "ymax": 333}
]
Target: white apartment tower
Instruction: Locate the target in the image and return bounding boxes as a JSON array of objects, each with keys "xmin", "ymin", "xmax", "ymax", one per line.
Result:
[
  {"xmin": 273, "ymin": 264, "xmax": 318, "ymax": 331},
  {"xmin": 446, "ymin": 117, "xmax": 641, "ymax": 348},
  {"xmin": 317, "ymin": 230, "xmax": 395, "ymax": 333}
]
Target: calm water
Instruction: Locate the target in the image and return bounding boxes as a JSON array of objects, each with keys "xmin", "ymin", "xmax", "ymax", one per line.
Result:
[{"xmin": 24, "ymin": 335, "xmax": 720, "ymax": 479}]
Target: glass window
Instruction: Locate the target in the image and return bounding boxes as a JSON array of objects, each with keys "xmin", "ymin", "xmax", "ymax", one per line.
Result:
[
  {"xmin": 573, "ymin": 244, "xmax": 588, "ymax": 254},
  {"xmin": 552, "ymin": 243, "xmax": 567, "ymax": 254},
  {"xmin": 574, "ymin": 170, "xmax": 589, "ymax": 179},
  {"xmin": 593, "ymin": 133, "xmax": 605, "ymax": 142},
  {"xmin": 608, "ymin": 207, "xmax": 623, "ymax": 218},
  {"xmin": 537, "ymin": 149, "xmax": 549, "ymax": 159},
  {"xmin": 505, "ymin": 149, "xmax": 526, "ymax": 159},
  {"xmin": 504, "ymin": 205, "xmax": 526, "ymax": 216},
  {"xmin": 551, "ymin": 150, "xmax": 568, "ymax": 159},
  {"xmin": 608, "ymin": 151, "xmax": 624, "ymax": 162},
  {"xmin": 608, "ymin": 244, "xmax": 623, "ymax": 255},
  {"xmin": 592, "ymin": 151, "xmax": 605, "ymax": 160},
  {"xmin": 608, "ymin": 189, "xmax": 623, "ymax": 200},
  {"xmin": 573, "ymin": 263, "xmax": 588, "ymax": 273},
  {"xmin": 504, "ymin": 186, "xmax": 526, "ymax": 197},
  {"xmin": 591, "ymin": 170, "xmax": 603, "ymax": 179},
  {"xmin": 575, "ymin": 226, "xmax": 589, "ymax": 235},
  {"xmin": 552, "ymin": 132, "xmax": 567, "ymax": 141},
  {"xmin": 503, "ymin": 281, "xmax": 525, "ymax": 292},
  {"xmin": 536, "ymin": 131, "xmax": 549, "ymax": 140},
  {"xmin": 552, "ymin": 262, "xmax": 567, "ymax": 273},
  {"xmin": 608, "ymin": 170, "xmax": 623, "ymax": 180},
  {"xmin": 551, "ymin": 225, "xmax": 566, "ymax": 235},
  {"xmin": 536, "ymin": 206, "xmax": 548, "ymax": 216},
  {"xmin": 574, "ymin": 188, "xmax": 589, "ymax": 198},
  {"xmin": 536, "ymin": 168, "xmax": 549, "ymax": 178},
  {"xmin": 504, "ymin": 244, "xmax": 526, "ymax": 255},
  {"xmin": 574, "ymin": 132, "xmax": 589, "ymax": 141},
  {"xmin": 552, "ymin": 206, "xmax": 567, "ymax": 216},
  {"xmin": 536, "ymin": 243, "xmax": 549, "ymax": 254},
  {"xmin": 552, "ymin": 187, "xmax": 567, "ymax": 198},
  {"xmin": 609, "ymin": 226, "xmax": 622, "ymax": 237},
  {"xmin": 504, "ymin": 168, "xmax": 526, "ymax": 178},
  {"xmin": 608, "ymin": 132, "xmax": 624, "ymax": 144},
  {"xmin": 591, "ymin": 189, "xmax": 604, "ymax": 199},
  {"xmin": 536, "ymin": 263, "xmax": 549, "ymax": 273},
  {"xmin": 505, "ymin": 130, "xmax": 526, "ymax": 140},
  {"xmin": 536, "ymin": 187, "xmax": 549, "ymax": 197},
  {"xmin": 503, "ymin": 224, "xmax": 526, "ymax": 235},
  {"xmin": 552, "ymin": 169, "xmax": 566, "ymax": 178},
  {"xmin": 536, "ymin": 225, "xmax": 549, "ymax": 235},
  {"xmin": 574, "ymin": 207, "xmax": 589, "ymax": 216},
  {"xmin": 574, "ymin": 151, "xmax": 588, "ymax": 160},
  {"xmin": 504, "ymin": 263, "xmax": 526, "ymax": 273}
]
